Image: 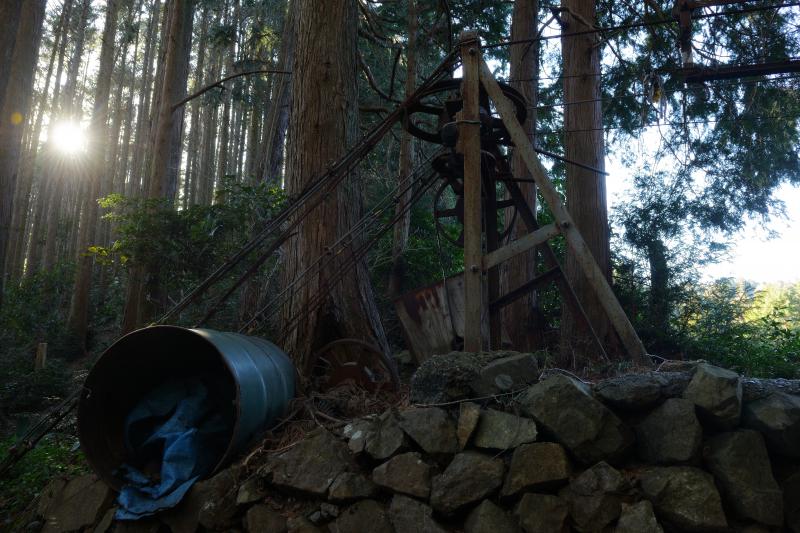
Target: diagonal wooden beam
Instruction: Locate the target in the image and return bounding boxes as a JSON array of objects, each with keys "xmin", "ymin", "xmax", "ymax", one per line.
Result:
[
  {"xmin": 483, "ymin": 223, "xmax": 560, "ymax": 270},
  {"xmin": 479, "ymin": 58, "xmax": 649, "ymax": 364}
]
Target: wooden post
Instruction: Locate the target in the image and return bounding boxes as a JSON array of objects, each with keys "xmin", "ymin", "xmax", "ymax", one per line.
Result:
[
  {"xmin": 479, "ymin": 60, "xmax": 649, "ymax": 364},
  {"xmin": 458, "ymin": 31, "xmax": 483, "ymax": 352},
  {"xmin": 35, "ymin": 342, "xmax": 47, "ymax": 370}
]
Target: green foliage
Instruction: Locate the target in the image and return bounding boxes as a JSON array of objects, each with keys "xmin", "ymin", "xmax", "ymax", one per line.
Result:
[
  {"xmin": 679, "ymin": 280, "xmax": 800, "ymax": 378},
  {"xmin": 0, "ymin": 353, "xmax": 71, "ymax": 413},
  {"xmin": 0, "ymin": 434, "xmax": 87, "ymax": 523},
  {"xmin": 0, "ymin": 264, "xmax": 79, "ymax": 359},
  {"xmin": 94, "ymin": 177, "xmax": 286, "ymax": 328}
]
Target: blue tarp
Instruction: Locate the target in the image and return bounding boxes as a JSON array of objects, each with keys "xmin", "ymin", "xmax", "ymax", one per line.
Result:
[{"xmin": 115, "ymin": 378, "xmax": 231, "ymax": 521}]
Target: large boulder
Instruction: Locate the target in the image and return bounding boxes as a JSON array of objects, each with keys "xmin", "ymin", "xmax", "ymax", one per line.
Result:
[
  {"xmin": 594, "ymin": 372, "xmax": 690, "ymax": 410},
  {"xmin": 327, "ymin": 472, "xmax": 378, "ymax": 502},
  {"xmin": 244, "ymin": 505, "xmax": 287, "ymax": 533},
  {"xmin": 514, "ymin": 493, "xmax": 568, "ymax": 533},
  {"xmin": 364, "ymin": 411, "xmax": 407, "ymax": 460},
  {"xmin": 637, "ymin": 398, "xmax": 702, "ymax": 464},
  {"xmin": 430, "ymin": 452, "xmax": 505, "ymax": 514},
  {"xmin": 332, "ymin": 500, "xmax": 393, "ymax": 533},
  {"xmin": 472, "ymin": 409, "xmax": 538, "ymax": 450},
  {"xmin": 470, "ymin": 352, "xmax": 540, "ymax": 397},
  {"xmin": 742, "ymin": 391, "xmax": 800, "ymax": 457},
  {"xmin": 639, "ymin": 466, "xmax": 728, "ymax": 531},
  {"xmin": 371, "ymin": 452, "xmax": 431, "ymax": 498},
  {"xmin": 501, "ymin": 442, "xmax": 571, "ymax": 497},
  {"xmin": 457, "ymin": 402, "xmax": 482, "ymax": 449},
  {"xmin": 613, "ymin": 501, "xmax": 663, "ymax": 533},
  {"xmin": 410, "ymin": 351, "xmax": 500, "ymax": 404},
  {"xmin": 40, "ymin": 475, "xmax": 113, "ymax": 533},
  {"xmin": 516, "ymin": 374, "xmax": 633, "ymax": 464},
  {"xmin": 465, "ymin": 500, "xmax": 520, "ymax": 533},
  {"xmin": 683, "ymin": 363, "xmax": 742, "ymax": 429},
  {"xmin": 388, "ymin": 495, "xmax": 447, "ymax": 533},
  {"xmin": 398, "ymin": 407, "xmax": 459, "ymax": 454},
  {"xmin": 265, "ymin": 429, "xmax": 354, "ymax": 496},
  {"xmin": 559, "ymin": 462, "xmax": 627, "ymax": 532},
  {"xmin": 705, "ymin": 430, "xmax": 783, "ymax": 526},
  {"xmin": 784, "ymin": 471, "xmax": 800, "ymax": 533}
]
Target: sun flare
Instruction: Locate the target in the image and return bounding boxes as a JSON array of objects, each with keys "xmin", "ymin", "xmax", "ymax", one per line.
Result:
[{"xmin": 50, "ymin": 120, "xmax": 87, "ymax": 155}]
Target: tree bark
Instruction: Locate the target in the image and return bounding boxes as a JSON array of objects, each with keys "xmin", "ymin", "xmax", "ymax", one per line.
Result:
[
  {"xmin": 502, "ymin": 0, "xmax": 539, "ymax": 350},
  {"xmin": 0, "ymin": 0, "xmax": 45, "ymax": 306},
  {"xmin": 560, "ymin": 0, "xmax": 614, "ymax": 362},
  {"xmin": 258, "ymin": 0, "xmax": 296, "ymax": 184},
  {"xmin": 387, "ymin": 0, "xmax": 418, "ymax": 298},
  {"xmin": 281, "ymin": 0, "xmax": 388, "ymax": 368},
  {"xmin": 67, "ymin": 0, "xmax": 120, "ymax": 348},
  {"xmin": 122, "ymin": 0, "xmax": 194, "ymax": 332}
]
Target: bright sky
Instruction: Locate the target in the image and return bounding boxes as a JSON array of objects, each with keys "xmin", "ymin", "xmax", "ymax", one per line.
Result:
[{"xmin": 606, "ymin": 153, "xmax": 800, "ymax": 285}]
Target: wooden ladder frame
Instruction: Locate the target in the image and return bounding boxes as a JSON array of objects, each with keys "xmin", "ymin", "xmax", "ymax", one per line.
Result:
[{"xmin": 457, "ymin": 32, "xmax": 648, "ymax": 364}]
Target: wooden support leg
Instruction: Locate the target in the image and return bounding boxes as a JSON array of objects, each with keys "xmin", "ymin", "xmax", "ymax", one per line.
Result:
[
  {"xmin": 458, "ymin": 32, "xmax": 483, "ymax": 352},
  {"xmin": 480, "ymin": 59, "xmax": 648, "ymax": 364}
]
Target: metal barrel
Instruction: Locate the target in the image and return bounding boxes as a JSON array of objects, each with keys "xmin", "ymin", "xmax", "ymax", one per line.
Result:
[{"xmin": 77, "ymin": 325, "xmax": 295, "ymax": 490}]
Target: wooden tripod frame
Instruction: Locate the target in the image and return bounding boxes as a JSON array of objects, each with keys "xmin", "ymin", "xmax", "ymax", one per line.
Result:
[{"xmin": 457, "ymin": 32, "xmax": 648, "ymax": 364}]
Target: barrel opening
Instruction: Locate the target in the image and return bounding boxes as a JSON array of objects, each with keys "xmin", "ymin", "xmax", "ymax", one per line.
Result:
[{"xmin": 78, "ymin": 326, "xmax": 238, "ymax": 490}]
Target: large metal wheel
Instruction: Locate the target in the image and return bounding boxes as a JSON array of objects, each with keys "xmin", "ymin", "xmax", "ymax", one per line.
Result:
[
  {"xmin": 402, "ymin": 79, "xmax": 527, "ymax": 145},
  {"xmin": 305, "ymin": 338, "xmax": 400, "ymax": 392}
]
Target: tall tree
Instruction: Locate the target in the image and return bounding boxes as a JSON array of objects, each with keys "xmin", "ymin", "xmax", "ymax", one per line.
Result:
[
  {"xmin": 67, "ymin": 0, "xmax": 121, "ymax": 347},
  {"xmin": 281, "ymin": 0, "xmax": 388, "ymax": 367},
  {"xmin": 0, "ymin": 0, "xmax": 46, "ymax": 306},
  {"xmin": 502, "ymin": 0, "xmax": 539, "ymax": 350},
  {"xmin": 387, "ymin": 0, "xmax": 418, "ymax": 297},
  {"xmin": 560, "ymin": 0, "xmax": 614, "ymax": 361},
  {"xmin": 122, "ymin": 0, "xmax": 194, "ymax": 331}
]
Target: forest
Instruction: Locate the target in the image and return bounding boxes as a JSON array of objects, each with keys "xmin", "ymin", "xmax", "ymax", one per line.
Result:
[{"xmin": 2, "ymin": 0, "xmax": 800, "ymax": 524}]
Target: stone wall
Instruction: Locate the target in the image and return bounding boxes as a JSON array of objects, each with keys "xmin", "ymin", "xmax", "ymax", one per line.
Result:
[{"xmin": 36, "ymin": 356, "xmax": 800, "ymax": 532}]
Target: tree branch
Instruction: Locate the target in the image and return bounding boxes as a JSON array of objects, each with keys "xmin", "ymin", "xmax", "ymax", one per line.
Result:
[
  {"xmin": 172, "ymin": 69, "xmax": 291, "ymax": 110},
  {"xmin": 358, "ymin": 52, "xmax": 400, "ymax": 103}
]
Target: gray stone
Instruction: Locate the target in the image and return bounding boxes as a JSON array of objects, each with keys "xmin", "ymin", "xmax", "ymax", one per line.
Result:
[
  {"xmin": 114, "ymin": 519, "xmax": 161, "ymax": 533},
  {"xmin": 245, "ymin": 505, "xmax": 287, "ymax": 533},
  {"xmin": 40, "ymin": 474, "xmax": 113, "ymax": 533},
  {"xmin": 332, "ymin": 500, "xmax": 393, "ymax": 533},
  {"xmin": 614, "ymin": 501, "xmax": 663, "ymax": 533},
  {"xmin": 640, "ymin": 466, "xmax": 728, "ymax": 531},
  {"xmin": 637, "ymin": 398, "xmax": 702, "ymax": 463},
  {"xmin": 683, "ymin": 362, "xmax": 742, "ymax": 429},
  {"xmin": 458, "ymin": 402, "xmax": 482, "ymax": 449},
  {"xmin": 501, "ymin": 442, "xmax": 571, "ymax": 497},
  {"xmin": 742, "ymin": 391, "xmax": 800, "ymax": 457},
  {"xmin": 472, "ymin": 409, "xmax": 538, "ymax": 450},
  {"xmin": 470, "ymin": 352, "xmax": 540, "ymax": 397},
  {"xmin": 286, "ymin": 516, "xmax": 322, "ymax": 533},
  {"xmin": 594, "ymin": 372, "xmax": 685, "ymax": 410},
  {"xmin": 388, "ymin": 495, "xmax": 447, "ymax": 533},
  {"xmin": 399, "ymin": 407, "xmax": 459, "ymax": 454},
  {"xmin": 560, "ymin": 461, "xmax": 627, "ymax": 532},
  {"xmin": 410, "ymin": 351, "xmax": 509, "ymax": 404},
  {"xmin": 365, "ymin": 411, "xmax": 406, "ymax": 460},
  {"xmin": 514, "ymin": 493, "xmax": 568, "ymax": 533},
  {"xmin": 37, "ymin": 478, "xmax": 67, "ymax": 518},
  {"xmin": 516, "ymin": 374, "xmax": 633, "ymax": 464},
  {"xmin": 93, "ymin": 508, "xmax": 115, "ymax": 533},
  {"xmin": 196, "ymin": 467, "xmax": 240, "ymax": 531},
  {"xmin": 430, "ymin": 451, "xmax": 505, "ymax": 514},
  {"xmin": 327, "ymin": 472, "xmax": 377, "ymax": 501},
  {"xmin": 465, "ymin": 500, "xmax": 520, "ymax": 533},
  {"xmin": 705, "ymin": 430, "xmax": 783, "ymax": 526},
  {"xmin": 265, "ymin": 429, "xmax": 354, "ymax": 496},
  {"xmin": 372, "ymin": 452, "xmax": 431, "ymax": 498},
  {"xmin": 742, "ymin": 377, "xmax": 800, "ymax": 402},
  {"xmin": 342, "ymin": 417, "xmax": 374, "ymax": 454},
  {"xmin": 236, "ymin": 476, "xmax": 265, "ymax": 505},
  {"xmin": 784, "ymin": 471, "xmax": 800, "ymax": 533}
]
